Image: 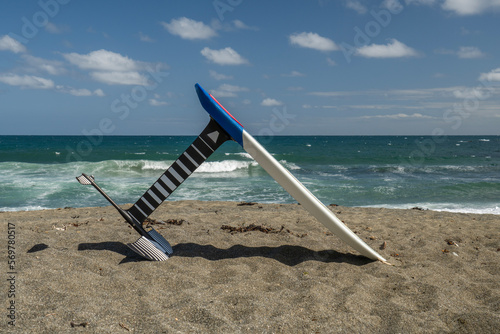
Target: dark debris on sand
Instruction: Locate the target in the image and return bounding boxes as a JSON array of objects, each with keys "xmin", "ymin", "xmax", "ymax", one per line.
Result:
[{"xmin": 221, "ymin": 223, "xmax": 307, "ymax": 238}]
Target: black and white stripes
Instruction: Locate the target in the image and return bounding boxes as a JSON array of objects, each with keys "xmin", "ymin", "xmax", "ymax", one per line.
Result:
[
  {"xmin": 126, "ymin": 118, "xmax": 230, "ymax": 224},
  {"xmin": 127, "ymin": 236, "xmax": 170, "ymax": 261}
]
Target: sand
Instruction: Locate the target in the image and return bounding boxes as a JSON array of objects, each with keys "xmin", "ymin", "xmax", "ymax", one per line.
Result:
[{"xmin": 1, "ymin": 201, "xmax": 499, "ymax": 333}]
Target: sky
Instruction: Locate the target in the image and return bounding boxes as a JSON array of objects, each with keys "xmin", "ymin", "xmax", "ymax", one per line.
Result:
[{"xmin": 0, "ymin": 0, "xmax": 499, "ymax": 136}]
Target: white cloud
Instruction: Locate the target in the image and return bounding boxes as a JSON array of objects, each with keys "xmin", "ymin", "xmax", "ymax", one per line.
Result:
[
  {"xmin": 327, "ymin": 57, "xmax": 337, "ymax": 66},
  {"xmin": 0, "ymin": 35, "xmax": 26, "ymax": 53},
  {"xmin": 309, "ymin": 91, "xmax": 358, "ymax": 97},
  {"xmin": 355, "ymin": 39, "xmax": 419, "ymax": 58},
  {"xmin": 289, "ymin": 32, "xmax": 338, "ymax": 51},
  {"xmin": 345, "ymin": 0, "xmax": 367, "ymax": 14},
  {"xmin": 45, "ymin": 22, "xmax": 69, "ymax": 34},
  {"xmin": 55, "ymin": 86, "xmax": 105, "ymax": 97},
  {"xmin": 63, "ymin": 49, "xmax": 164, "ymax": 85},
  {"xmin": 452, "ymin": 87, "xmax": 490, "ymax": 99},
  {"xmin": 201, "ymin": 47, "xmax": 249, "ymax": 65},
  {"xmin": 460, "ymin": 27, "xmax": 480, "ymax": 35},
  {"xmin": 386, "ymin": 87, "xmax": 465, "ymax": 98},
  {"xmin": 209, "ymin": 70, "xmax": 233, "ymax": 80},
  {"xmin": 348, "ymin": 104, "xmax": 420, "ymax": 110},
  {"xmin": 0, "ymin": 74, "xmax": 54, "ymax": 89},
  {"xmin": 93, "ymin": 89, "xmax": 105, "ymax": 97},
  {"xmin": 407, "ymin": 0, "xmax": 437, "ymax": 5},
  {"xmin": 305, "ymin": 103, "xmax": 423, "ymax": 110},
  {"xmin": 62, "ymin": 49, "xmax": 145, "ymax": 72},
  {"xmin": 435, "ymin": 46, "xmax": 485, "ymax": 59},
  {"xmin": 360, "ymin": 113, "xmax": 434, "ymax": 119},
  {"xmin": 149, "ymin": 98, "xmax": 168, "ymax": 106},
  {"xmin": 309, "ymin": 86, "xmax": 464, "ymax": 99},
  {"xmin": 479, "ymin": 68, "xmax": 500, "ymax": 81},
  {"xmin": 442, "ymin": 0, "xmax": 500, "ymax": 15},
  {"xmin": 162, "ymin": 17, "xmax": 216, "ymax": 40},
  {"xmin": 0, "ymin": 71, "xmax": 105, "ymax": 96},
  {"xmin": 261, "ymin": 98, "xmax": 283, "ymax": 107},
  {"xmin": 233, "ymin": 20, "xmax": 258, "ymax": 31},
  {"xmin": 210, "ymin": 84, "xmax": 249, "ymax": 97},
  {"xmin": 381, "ymin": 0, "xmax": 404, "ymax": 12},
  {"xmin": 22, "ymin": 55, "xmax": 66, "ymax": 75},
  {"xmin": 210, "ymin": 18, "xmax": 258, "ymax": 33},
  {"xmin": 90, "ymin": 71, "xmax": 149, "ymax": 86},
  {"xmin": 67, "ymin": 88, "xmax": 105, "ymax": 97},
  {"xmin": 457, "ymin": 46, "xmax": 485, "ymax": 59},
  {"xmin": 138, "ymin": 32, "xmax": 154, "ymax": 43},
  {"xmin": 219, "ymin": 84, "xmax": 248, "ymax": 92},
  {"xmin": 45, "ymin": 22, "xmax": 60, "ymax": 34}
]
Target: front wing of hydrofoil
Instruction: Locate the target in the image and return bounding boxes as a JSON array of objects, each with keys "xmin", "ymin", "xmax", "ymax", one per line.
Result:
[{"xmin": 195, "ymin": 83, "xmax": 389, "ymax": 264}]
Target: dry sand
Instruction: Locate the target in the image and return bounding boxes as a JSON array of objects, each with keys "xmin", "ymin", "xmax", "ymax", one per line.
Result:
[{"xmin": 1, "ymin": 200, "xmax": 499, "ymax": 333}]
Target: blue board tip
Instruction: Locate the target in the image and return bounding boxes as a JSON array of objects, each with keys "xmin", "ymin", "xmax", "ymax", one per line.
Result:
[{"xmin": 195, "ymin": 83, "xmax": 244, "ymax": 146}]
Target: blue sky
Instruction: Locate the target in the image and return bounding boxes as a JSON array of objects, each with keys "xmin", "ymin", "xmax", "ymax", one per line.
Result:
[{"xmin": 0, "ymin": 0, "xmax": 499, "ymax": 135}]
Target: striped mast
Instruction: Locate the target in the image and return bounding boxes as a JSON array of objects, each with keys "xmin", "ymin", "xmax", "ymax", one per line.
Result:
[{"xmin": 126, "ymin": 118, "xmax": 231, "ymax": 224}]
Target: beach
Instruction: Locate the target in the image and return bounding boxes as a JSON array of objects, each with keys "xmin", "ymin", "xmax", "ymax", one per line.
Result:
[{"xmin": 1, "ymin": 201, "xmax": 498, "ymax": 333}]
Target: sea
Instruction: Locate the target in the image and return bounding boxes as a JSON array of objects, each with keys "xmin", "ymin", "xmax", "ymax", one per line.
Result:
[{"xmin": 0, "ymin": 135, "xmax": 499, "ymax": 214}]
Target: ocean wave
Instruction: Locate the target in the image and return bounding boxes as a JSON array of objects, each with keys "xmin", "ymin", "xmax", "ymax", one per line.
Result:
[
  {"xmin": 1, "ymin": 146, "xmax": 499, "ymax": 213},
  {"xmin": 315, "ymin": 171, "xmax": 353, "ymax": 180},
  {"xmin": 434, "ymin": 206, "xmax": 500, "ymax": 215},
  {"xmin": 140, "ymin": 160, "xmax": 172, "ymax": 170},
  {"xmin": 279, "ymin": 160, "xmax": 301, "ymax": 170},
  {"xmin": 0, "ymin": 205, "xmax": 53, "ymax": 212},
  {"xmin": 224, "ymin": 152, "xmax": 253, "ymax": 160},
  {"xmin": 363, "ymin": 203, "xmax": 500, "ymax": 215},
  {"xmin": 369, "ymin": 165, "xmax": 412, "ymax": 175},
  {"xmin": 0, "ymin": 158, "xmax": 263, "ymax": 182},
  {"xmin": 72, "ymin": 159, "xmax": 258, "ymax": 176},
  {"xmin": 196, "ymin": 160, "xmax": 256, "ymax": 173},
  {"xmin": 421, "ymin": 165, "xmax": 477, "ymax": 173},
  {"xmin": 74, "ymin": 160, "xmax": 174, "ymax": 175},
  {"xmin": 2, "ymin": 160, "xmax": 497, "ymax": 180},
  {"xmin": 368, "ymin": 164, "xmax": 496, "ymax": 175}
]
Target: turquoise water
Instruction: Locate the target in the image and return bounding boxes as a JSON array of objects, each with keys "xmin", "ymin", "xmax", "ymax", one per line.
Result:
[{"xmin": 0, "ymin": 135, "xmax": 499, "ymax": 214}]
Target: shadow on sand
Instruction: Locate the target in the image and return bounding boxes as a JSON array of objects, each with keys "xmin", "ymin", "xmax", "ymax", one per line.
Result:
[{"xmin": 76, "ymin": 241, "xmax": 373, "ymax": 266}]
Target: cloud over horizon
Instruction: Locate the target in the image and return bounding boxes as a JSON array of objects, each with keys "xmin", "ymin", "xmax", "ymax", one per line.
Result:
[
  {"xmin": 0, "ymin": 73, "xmax": 54, "ymax": 89},
  {"xmin": 210, "ymin": 83, "xmax": 249, "ymax": 97},
  {"xmin": 360, "ymin": 113, "xmax": 434, "ymax": 120},
  {"xmin": 162, "ymin": 17, "xmax": 216, "ymax": 40},
  {"xmin": 63, "ymin": 49, "xmax": 165, "ymax": 85},
  {"xmin": 479, "ymin": 68, "xmax": 500, "ymax": 81},
  {"xmin": 261, "ymin": 98, "xmax": 283, "ymax": 106},
  {"xmin": 355, "ymin": 39, "xmax": 419, "ymax": 58},
  {"xmin": 201, "ymin": 47, "xmax": 249, "ymax": 65},
  {"xmin": 289, "ymin": 32, "xmax": 338, "ymax": 51},
  {"xmin": 0, "ymin": 35, "xmax": 27, "ymax": 53},
  {"xmin": 442, "ymin": 0, "xmax": 500, "ymax": 15}
]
